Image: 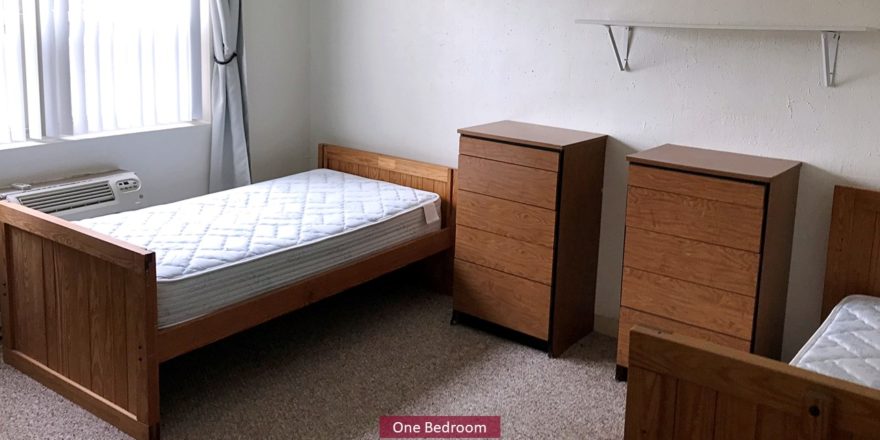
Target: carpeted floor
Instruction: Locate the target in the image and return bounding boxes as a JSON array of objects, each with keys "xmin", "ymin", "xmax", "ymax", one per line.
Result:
[{"xmin": 0, "ymin": 274, "xmax": 626, "ymax": 439}]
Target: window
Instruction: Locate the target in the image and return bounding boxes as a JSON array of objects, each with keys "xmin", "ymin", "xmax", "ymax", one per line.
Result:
[
  {"xmin": 0, "ymin": 0, "xmax": 204, "ymax": 145},
  {"xmin": 0, "ymin": 0, "xmax": 27, "ymax": 143}
]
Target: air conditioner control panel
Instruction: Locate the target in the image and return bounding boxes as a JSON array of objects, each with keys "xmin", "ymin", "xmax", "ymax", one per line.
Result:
[{"xmin": 116, "ymin": 179, "xmax": 141, "ymax": 193}]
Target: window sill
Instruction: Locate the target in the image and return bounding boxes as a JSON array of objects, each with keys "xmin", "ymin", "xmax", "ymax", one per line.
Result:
[
  {"xmin": 0, "ymin": 140, "xmax": 46, "ymax": 151},
  {"xmin": 0, "ymin": 121, "xmax": 210, "ymax": 153}
]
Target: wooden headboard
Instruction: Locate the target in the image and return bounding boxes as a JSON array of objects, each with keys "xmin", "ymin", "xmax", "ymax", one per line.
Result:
[
  {"xmin": 823, "ymin": 185, "xmax": 880, "ymax": 318},
  {"xmin": 318, "ymin": 144, "xmax": 455, "ymax": 228}
]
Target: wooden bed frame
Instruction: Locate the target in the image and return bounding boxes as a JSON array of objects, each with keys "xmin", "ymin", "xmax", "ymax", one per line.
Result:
[
  {"xmin": 0, "ymin": 144, "xmax": 456, "ymax": 439},
  {"xmin": 624, "ymin": 185, "xmax": 880, "ymax": 440}
]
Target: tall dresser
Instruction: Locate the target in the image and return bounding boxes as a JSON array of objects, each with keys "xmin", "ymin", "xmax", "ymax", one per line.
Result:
[
  {"xmin": 616, "ymin": 144, "xmax": 801, "ymax": 380},
  {"xmin": 452, "ymin": 121, "xmax": 607, "ymax": 357}
]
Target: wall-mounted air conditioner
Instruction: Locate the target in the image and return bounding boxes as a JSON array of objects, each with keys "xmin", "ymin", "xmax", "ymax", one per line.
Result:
[{"xmin": 0, "ymin": 170, "xmax": 144, "ymax": 221}]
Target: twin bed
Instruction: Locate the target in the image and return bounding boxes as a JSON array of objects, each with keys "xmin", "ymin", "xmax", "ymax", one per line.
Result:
[
  {"xmin": 76, "ymin": 165, "xmax": 443, "ymax": 330},
  {"xmin": 625, "ymin": 185, "xmax": 880, "ymax": 440},
  {"xmin": 0, "ymin": 145, "xmax": 456, "ymax": 439}
]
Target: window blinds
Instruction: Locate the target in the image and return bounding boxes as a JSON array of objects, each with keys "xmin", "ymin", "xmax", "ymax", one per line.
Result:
[
  {"xmin": 0, "ymin": 0, "xmax": 28, "ymax": 144},
  {"xmin": 41, "ymin": 0, "xmax": 198, "ymax": 137}
]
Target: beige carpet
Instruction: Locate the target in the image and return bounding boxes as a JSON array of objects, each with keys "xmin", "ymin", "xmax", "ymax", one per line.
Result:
[{"xmin": 0, "ymin": 274, "xmax": 626, "ymax": 439}]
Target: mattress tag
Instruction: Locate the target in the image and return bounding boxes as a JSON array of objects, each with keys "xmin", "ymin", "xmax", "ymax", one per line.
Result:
[{"xmin": 423, "ymin": 203, "xmax": 441, "ymax": 225}]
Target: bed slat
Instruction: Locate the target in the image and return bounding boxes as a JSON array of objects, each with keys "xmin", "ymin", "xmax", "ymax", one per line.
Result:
[
  {"xmin": 57, "ymin": 245, "xmax": 93, "ymax": 386},
  {"xmin": 43, "ymin": 241, "xmax": 61, "ymax": 371},
  {"xmin": 713, "ymin": 394, "xmax": 758, "ymax": 440},
  {"xmin": 8, "ymin": 228, "xmax": 49, "ymax": 364},
  {"xmin": 674, "ymin": 381, "xmax": 717, "ymax": 439},
  {"xmin": 624, "ymin": 366, "xmax": 677, "ymax": 440},
  {"xmin": 754, "ymin": 406, "xmax": 798, "ymax": 440}
]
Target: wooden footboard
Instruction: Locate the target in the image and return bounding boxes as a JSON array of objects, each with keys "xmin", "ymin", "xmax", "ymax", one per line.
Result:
[
  {"xmin": 625, "ymin": 326, "xmax": 880, "ymax": 440},
  {"xmin": 0, "ymin": 203, "xmax": 160, "ymax": 439}
]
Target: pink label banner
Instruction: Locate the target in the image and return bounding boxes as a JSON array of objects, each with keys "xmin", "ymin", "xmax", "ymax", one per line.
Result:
[{"xmin": 379, "ymin": 416, "xmax": 502, "ymax": 438}]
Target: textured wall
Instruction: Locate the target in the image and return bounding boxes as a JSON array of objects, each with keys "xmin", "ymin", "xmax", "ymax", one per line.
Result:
[
  {"xmin": 243, "ymin": 0, "xmax": 313, "ymax": 181},
  {"xmin": 308, "ymin": 0, "xmax": 880, "ymax": 358},
  {"xmin": 0, "ymin": 125, "xmax": 211, "ymax": 208}
]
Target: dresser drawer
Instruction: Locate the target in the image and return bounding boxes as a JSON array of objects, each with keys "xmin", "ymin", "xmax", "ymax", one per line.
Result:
[
  {"xmin": 626, "ymin": 186, "xmax": 764, "ymax": 252},
  {"xmin": 624, "ymin": 227, "xmax": 760, "ymax": 296},
  {"xmin": 460, "ymin": 136, "xmax": 559, "ymax": 172},
  {"xmin": 617, "ymin": 307, "xmax": 751, "ymax": 367},
  {"xmin": 628, "ymin": 164, "xmax": 765, "ymax": 208},
  {"xmin": 620, "ymin": 268, "xmax": 755, "ymax": 339},
  {"xmin": 455, "ymin": 226, "xmax": 553, "ymax": 285},
  {"xmin": 458, "ymin": 155, "xmax": 557, "ymax": 210},
  {"xmin": 453, "ymin": 259, "xmax": 551, "ymax": 340},
  {"xmin": 457, "ymin": 190, "xmax": 556, "ymax": 248}
]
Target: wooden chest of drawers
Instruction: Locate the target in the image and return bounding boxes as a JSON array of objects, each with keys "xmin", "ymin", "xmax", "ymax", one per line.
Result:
[
  {"xmin": 616, "ymin": 144, "xmax": 801, "ymax": 378},
  {"xmin": 452, "ymin": 121, "xmax": 607, "ymax": 356}
]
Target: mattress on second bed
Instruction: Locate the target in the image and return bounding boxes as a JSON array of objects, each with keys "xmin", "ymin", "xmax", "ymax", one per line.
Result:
[
  {"xmin": 790, "ymin": 295, "xmax": 880, "ymax": 389},
  {"xmin": 76, "ymin": 168, "xmax": 442, "ymax": 328}
]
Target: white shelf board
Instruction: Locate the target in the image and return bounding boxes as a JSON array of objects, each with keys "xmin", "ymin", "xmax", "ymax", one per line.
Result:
[{"xmin": 575, "ymin": 19, "xmax": 878, "ymax": 32}]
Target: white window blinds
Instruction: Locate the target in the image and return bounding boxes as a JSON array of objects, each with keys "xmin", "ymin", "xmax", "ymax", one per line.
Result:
[
  {"xmin": 0, "ymin": 0, "xmax": 28, "ymax": 144},
  {"xmin": 41, "ymin": 0, "xmax": 199, "ymax": 137},
  {"xmin": 0, "ymin": 0, "xmax": 202, "ymax": 144}
]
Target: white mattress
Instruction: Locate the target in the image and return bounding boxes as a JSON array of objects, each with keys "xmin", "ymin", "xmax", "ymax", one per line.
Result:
[
  {"xmin": 76, "ymin": 169, "xmax": 441, "ymax": 328},
  {"xmin": 790, "ymin": 295, "xmax": 880, "ymax": 389}
]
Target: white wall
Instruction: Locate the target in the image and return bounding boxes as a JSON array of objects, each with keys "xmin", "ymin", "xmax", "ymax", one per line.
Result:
[
  {"xmin": 0, "ymin": 125, "xmax": 211, "ymax": 207},
  {"xmin": 243, "ymin": 0, "xmax": 313, "ymax": 181},
  {"xmin": 308, "ymin": 0, "xmax": 880, "ymax": 358}
]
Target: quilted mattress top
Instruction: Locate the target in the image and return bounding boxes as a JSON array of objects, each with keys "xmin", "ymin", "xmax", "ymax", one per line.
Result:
[
  {"xmin": 76, "ymin": 169, "xmax": 440, "ymax": 281},
  {"xmin": 790, "ymin": 295, "xmax": 880, "ymax": 390}
]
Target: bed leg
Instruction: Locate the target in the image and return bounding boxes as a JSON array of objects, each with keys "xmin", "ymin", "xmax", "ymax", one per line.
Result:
[
  {"xmin": 409, "ymin": 248, "xmax": 454, "ymax": 295},
  {"xmin": 149, "ymin": 424, "xmax": 160, "ymax": 440},
  {"xmin": 615, "ymin": 365, "xmax": 628, "ymax": 382}
]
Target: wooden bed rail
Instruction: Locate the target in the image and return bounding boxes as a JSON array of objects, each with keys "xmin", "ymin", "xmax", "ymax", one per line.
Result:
[
  {"xmin": 625, "ymin": 326, "xmax": 880, "ymax": 440},
  {"xmin": 155, "ymin": 227, "xmax": 452, "ymax": 362},
  {"xmin": 0, "ymin": 202, "xmax": 159, "ymax": 439}
]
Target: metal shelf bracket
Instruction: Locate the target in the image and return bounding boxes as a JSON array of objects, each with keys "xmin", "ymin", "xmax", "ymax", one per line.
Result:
[
  {"xmin": 605, "ymin": 25, "xmax": 633, "ymax": 71},
  {"xmin": 822, "ymin": 31, "xmax": 841, "ymax": 87}
]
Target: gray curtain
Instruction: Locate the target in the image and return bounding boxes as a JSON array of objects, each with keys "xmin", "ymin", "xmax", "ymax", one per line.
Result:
[{"xmin": 209, "ymin": 0, "xmax": 251, "ymax": 192}]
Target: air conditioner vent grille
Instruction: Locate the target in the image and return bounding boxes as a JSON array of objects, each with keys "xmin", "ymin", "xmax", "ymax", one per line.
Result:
[{"xmin": 17, "ymin": 181, "xmax": 117, "ymax": 214}]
